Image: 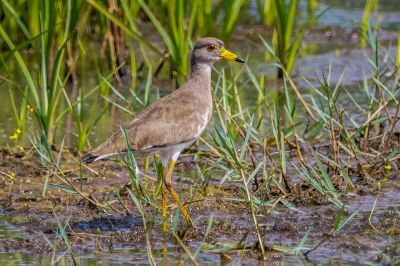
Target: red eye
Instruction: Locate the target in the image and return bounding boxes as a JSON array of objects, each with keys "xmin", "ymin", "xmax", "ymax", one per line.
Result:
[{"xmin": 207, "ymin": 45, "xmax": 216, "ymax": 52}]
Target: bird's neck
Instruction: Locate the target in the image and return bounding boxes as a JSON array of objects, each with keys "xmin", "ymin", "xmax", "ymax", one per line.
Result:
[{"xmin": 190, "ymin": 63, "xmax": 212, "ymax": 86}]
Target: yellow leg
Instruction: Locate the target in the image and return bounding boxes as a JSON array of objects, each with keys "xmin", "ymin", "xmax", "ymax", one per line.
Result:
[
  {"xmin": 162, "ymin": 182, "xmax": 168, "ymax": 231},
  {"xmin": 163, "ymin": 160, "xmax": 193, "ymax": 227}
]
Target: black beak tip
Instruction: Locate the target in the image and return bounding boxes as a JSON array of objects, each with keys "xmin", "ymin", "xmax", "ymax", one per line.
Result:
[{"xmin": 235, "ymin": 57, "xmax": 246, "ymax": 63}]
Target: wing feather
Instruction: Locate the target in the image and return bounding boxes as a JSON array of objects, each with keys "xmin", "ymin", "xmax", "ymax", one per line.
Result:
[{"xmin": 83, "ymin": 83, "xmax": 211, "ymax": 162}]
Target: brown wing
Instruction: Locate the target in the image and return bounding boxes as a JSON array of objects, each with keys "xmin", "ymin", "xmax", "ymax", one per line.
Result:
[{"xmin": 83, "ymin": 85, "xmax": 211, "ymax": 162}]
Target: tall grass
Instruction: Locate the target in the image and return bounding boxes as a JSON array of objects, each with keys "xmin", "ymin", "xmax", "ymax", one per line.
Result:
[
  {"xmin": 1, "ymin": 0, "xmax": 399, "ymax": 262},
  {"xmin": 258, "ymin": 0, "xmax": 319, "ymax": 26},
  {"xmin": 256, "ymin": 0, "xmax": 276, "ymax": 25},
  {"xmin": 138, "ymin": 0, "xmax": 246, "ymax": 86},
  {"xmin": 195, "ymin": 0, "xmax": 246, "ymax": 39},
  {"xmin": 360, "ymin": 0, "xmax": 378, "ymax": 48},
  {"xmin": 274, "ymin": 0, "xmax": 302, "ymax": 78},
  {"xmin": 0, "ymin": 0, "xmax": 394, "ymax": 221},
  {"xmin": 0, "ymin": 1, "xmax": 69, "ymax": 144},
  {"xmin": 260, "ymin": 0, "xmax": 303, "ymax": 78},
  {"xmin": 0, "ymin": 0, "xmax": 249, "ymax": 147},
  {"xmin": 396, "ymin": 32, "xmax": 400, "ymax": 71},
  {"xmin": 139, "ymin": 0, "xmax": 196, "ymax": 86},
  {"xmin": 87, "ymin": 0, "xmax": 161, "ymax": 85}
]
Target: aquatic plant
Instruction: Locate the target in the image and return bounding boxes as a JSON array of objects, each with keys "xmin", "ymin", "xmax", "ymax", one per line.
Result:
[
  {"xmin": 260, "ymin": 0, "xmax": 303, "ymax": 78},
  {"xmin": 138, "ymin": 0, "xmax": 196, "ymax": 86},
  {"xmin": 396, "ymin": 32, "xmax": 400, "ymax": 71},
  {"xmin": 137, "ymin": 0, "xmax": 246, "ymax": 86},
  {"xmin": 63, "ymin": 87, "xmax": 108, "ymax": 153},
  {"xmin": 256, "ymin": 0, "xmax": 276, "ymax": 25},
  {"xmin": 0, "ymin": 1, "xmax": 70, "ymax": 144},
  {"xmin": 0, "ymin": 0, "xmax": 399, "ymax": 263},
  {"xmin": 257, "ymin": 0, "xmax": 318, "ymax": 26},
  {"xmin": 360, "ymin": 0, "xmax": 378, "ymax": 47},
  {"xmin": 195, "ymin": 0, "xmax": 247, "ymax": 39},
  {"xmin": 87, "ymin": 0, "xmax": 160, "ymax": 84}
]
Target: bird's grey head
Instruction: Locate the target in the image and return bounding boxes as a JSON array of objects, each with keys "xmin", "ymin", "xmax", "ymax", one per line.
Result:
[{"xmin": 190, "ymin": 37, "xmax": 245, "ymax": 70}]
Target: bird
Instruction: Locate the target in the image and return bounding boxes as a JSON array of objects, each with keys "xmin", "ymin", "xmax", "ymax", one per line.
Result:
[{"xmin": 82, "ymin": 37, "xmax": 245, "ymax": 230}]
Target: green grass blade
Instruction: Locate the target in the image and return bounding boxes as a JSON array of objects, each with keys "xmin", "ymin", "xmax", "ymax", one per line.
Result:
[
  {"xmin": 138, "ymin": 0, "xmax": 174, "ymax": 60},
  {"xmin": 1, "ymin": 0, "xmax": 32, "ymax": 39},
  {"xmin": 0, "ymin": 24, "xmax": 40, "ymax": 108}
]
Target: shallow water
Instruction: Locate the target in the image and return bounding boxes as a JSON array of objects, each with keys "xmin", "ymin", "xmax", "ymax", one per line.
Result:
[
  {"xmin": 1, "ymin": 0, "xmax": 400, "ymax": 265},
  {"xmin": 318, "ymin": 0, "xmax": 400, "ymax": 30},
  {"xmin": 1, "ymin": 1, "xmax": 400, "ymax": 148},
  {"xmin": 0, "ymin": 187, "xmax": 398, "ymax": 265}
]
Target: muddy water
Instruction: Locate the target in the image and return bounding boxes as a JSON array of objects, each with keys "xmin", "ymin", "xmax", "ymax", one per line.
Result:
[
  {"xmin": 0, "ymin": 188, "xmax": 398, "ymax": 265},
  {"xmin": 0, "ymin": 146, "xmax": 399, "ymax": 265},
  {"xmin": 1, "ymin": 0, "xmax": 400, "ymax": 265}
]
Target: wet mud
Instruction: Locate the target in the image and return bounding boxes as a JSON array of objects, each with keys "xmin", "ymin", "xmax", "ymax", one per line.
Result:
[{"xmin": 0, "ymin": 145, "xmax": 399, "ymax": 264}]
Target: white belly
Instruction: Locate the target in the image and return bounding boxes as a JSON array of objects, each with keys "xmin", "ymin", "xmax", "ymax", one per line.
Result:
[{"xmin": 158, "ymin": 140, "xmax": 195, "ymax": 166}]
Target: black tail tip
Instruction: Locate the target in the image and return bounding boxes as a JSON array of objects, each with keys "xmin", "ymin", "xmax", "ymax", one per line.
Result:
[{"xmin": 82, "ymin": 153, "xmax": 98, "ymax": 164}]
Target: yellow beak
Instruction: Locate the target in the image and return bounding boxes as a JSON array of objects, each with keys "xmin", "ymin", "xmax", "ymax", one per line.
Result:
[{"xmin": 220, "ymin": 47, "xmax": 245, "ymax": 63}]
